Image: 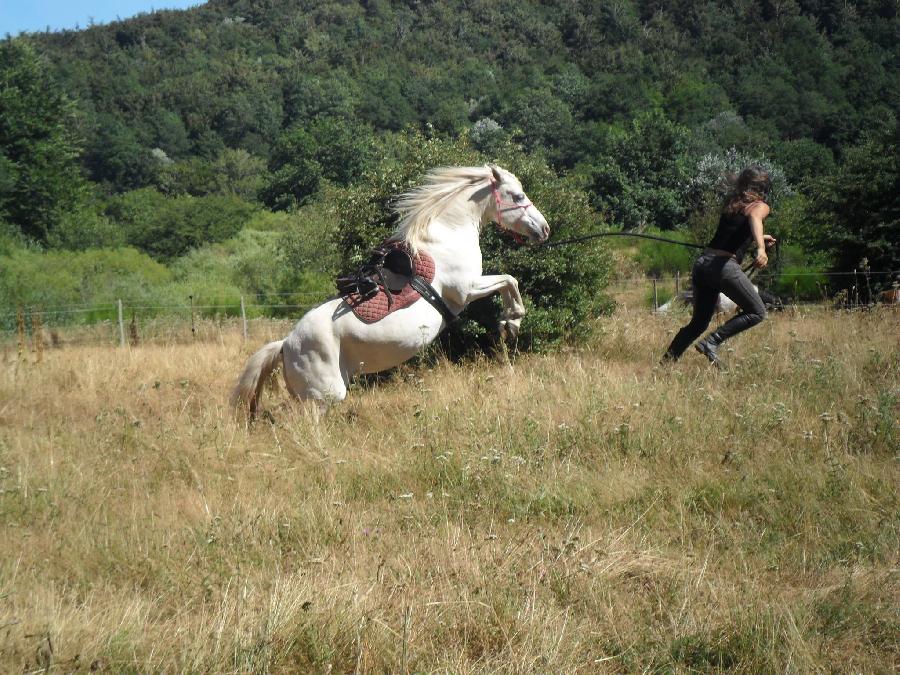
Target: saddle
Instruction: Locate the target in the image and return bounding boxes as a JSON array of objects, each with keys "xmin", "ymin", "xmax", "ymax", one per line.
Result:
[{"xmin": 336, "ymin": 241, "xmax": 456, "ymax": 325}]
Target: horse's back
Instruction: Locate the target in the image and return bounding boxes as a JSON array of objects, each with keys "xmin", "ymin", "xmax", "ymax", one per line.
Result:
[{"xmin": 285, "ymin": 295, "xmax": 444, "ymax": 377}]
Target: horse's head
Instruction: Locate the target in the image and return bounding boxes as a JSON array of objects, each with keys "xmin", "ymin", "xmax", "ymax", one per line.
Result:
[{"xmin": 487, "ymin": 165, "xmax": 550, "ymax": 244}]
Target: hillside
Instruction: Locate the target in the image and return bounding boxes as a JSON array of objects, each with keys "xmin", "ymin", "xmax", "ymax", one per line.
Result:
[{"xmin": 30, "ymin": 0, "xmax": 898, "ymax": 180}]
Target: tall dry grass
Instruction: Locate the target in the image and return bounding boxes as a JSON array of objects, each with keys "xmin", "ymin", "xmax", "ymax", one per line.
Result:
[{"xmin": 0, "ymin": 307, "xmax": 897, "ymax": 672}]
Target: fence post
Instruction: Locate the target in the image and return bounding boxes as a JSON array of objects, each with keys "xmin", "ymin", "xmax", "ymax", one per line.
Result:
[
  {"xmin": 853, "ymin": 269, "xmax": 859, "ymax": 308},
  {"xmin": 652, "ymin": 278, "xmax": 658, "ymax": 311},
  {"xmin": 32, "ymin": 309, "xmax": 43, "ymax": 363},
  {"xmin": 240, "ymin": 295, "xmax": 248, "ymax": 341},
  {"xmin": 675, "ymin": 271, "xmax": 680, "ymax": 297},
  {"xmin": 129, "ymin": 311, "xmax": 139, "ymax": 347},
  {"xmin": 117, "ymin": 299, "xmax": 125, "ymax": 348},
  {"xmin": 189, "ymin": 295, "xmax": 196, "ymax": 338},
  {"xmin": 16, "ymin": 306, "xmax": 26, "ymax": 361}
]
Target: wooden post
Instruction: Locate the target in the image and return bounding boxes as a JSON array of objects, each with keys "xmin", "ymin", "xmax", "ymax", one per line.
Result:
[
  {"xmin": 240, "ymin": 295, "xmax": 248, "ymax": 341},
  {"xmin": 853, "ymin": 269, "xmax": 859, "ymax": 308},
  {"xmin": 129, "ymin": 311, "xmax": 139, "ymax": 347},
  {"xmin": 32, "ymin": 309, "xmax": 43, "ymax": 363},
  {"xmin": 401, "ymin": 605, "xmax": 411, "ymax": 674},
  {"xmin": 675, "ymin": 271, "xmax": 680, "ymax": 297},
  {"xmin": 652, "ymin": 278, "xmax": 658, "ymax": 311},
  {"xmin": 16, "ymin": 307, "xmax": 26, "ymax": 361},
  {"xmin": 117, "ymin": 299, "xmax": 125, "ymax": 348},
  {"xmin": 189, "ymin": 295, "xmax": 196, "ymax": 338}
]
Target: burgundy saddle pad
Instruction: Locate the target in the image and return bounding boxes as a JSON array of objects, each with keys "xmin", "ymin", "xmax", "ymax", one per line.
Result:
[{"xmin": 342, "ymin": 245, "xmax": 437, "ymax": 324}]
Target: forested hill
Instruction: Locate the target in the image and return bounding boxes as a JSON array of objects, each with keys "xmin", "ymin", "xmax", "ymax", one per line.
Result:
[
  {"xmin": 1, "ymin": 0, "xmax": 897, "ymax": 344},
  {"xmin": 32, "ymin": 0, "xmax": 897, "ymax": 182}
]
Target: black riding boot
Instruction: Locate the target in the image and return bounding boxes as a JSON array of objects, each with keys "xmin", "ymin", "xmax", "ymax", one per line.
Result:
[{"xmin": 695, "ymin": 331, "xmax": 724, "ymax": 366}]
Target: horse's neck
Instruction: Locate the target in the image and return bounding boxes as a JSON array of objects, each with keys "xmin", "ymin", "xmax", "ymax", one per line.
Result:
[
  {"xmin": 414, "ymin": 193, "xmax": 492, "ymax": 309},
  {"xmin": 421, "ymin": 192, "xmax": 488, "ymax": 272},
  {"xmin": 424, "ymin": 220, "xmax": 482, "ymax": 274}
]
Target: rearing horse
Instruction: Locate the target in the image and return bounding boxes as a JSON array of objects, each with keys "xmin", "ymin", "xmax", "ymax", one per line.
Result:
[{"xmin": 231, "ymin": 164, "xmax": 550, "ymax": 413}]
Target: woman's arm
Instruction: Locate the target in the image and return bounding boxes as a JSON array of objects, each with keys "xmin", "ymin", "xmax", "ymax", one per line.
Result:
[{"xmin": 746, "ymin": 202, "xmax": 772, "ymax": 268}]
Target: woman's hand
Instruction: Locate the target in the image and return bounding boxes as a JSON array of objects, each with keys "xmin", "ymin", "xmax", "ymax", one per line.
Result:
[
  {"xmin": 754, "ymin": 250, "xmax": 769, "ymax": 268},
  {"xmin": 763, "ymin": 234, "xmax": 777, "ymax": 249}
]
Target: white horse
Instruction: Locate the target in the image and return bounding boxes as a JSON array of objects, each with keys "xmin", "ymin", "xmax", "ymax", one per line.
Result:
[
  {"xmin": 656, "ymin": 290, "xmax": 752, "ymax": 315},
  {"xmin": 231, "ymin": 165, "xmax": 550, "ymax": 414}
]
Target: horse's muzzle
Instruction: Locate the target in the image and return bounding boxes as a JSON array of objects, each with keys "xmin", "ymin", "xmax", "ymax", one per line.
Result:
[{"xmin": 528, "ymin": 223, "xmax": 550, "ymax": 243}]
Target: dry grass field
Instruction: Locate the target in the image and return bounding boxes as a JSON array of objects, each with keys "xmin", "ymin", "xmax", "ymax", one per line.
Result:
[{"xmin": 1, "ymin": 306, "xmax": 897, "ymax": 673}]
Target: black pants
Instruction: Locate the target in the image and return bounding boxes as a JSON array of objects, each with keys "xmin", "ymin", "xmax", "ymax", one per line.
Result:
[{"xmin": 665, "ymin": 253, "xmax": 767, "ymax": 359}]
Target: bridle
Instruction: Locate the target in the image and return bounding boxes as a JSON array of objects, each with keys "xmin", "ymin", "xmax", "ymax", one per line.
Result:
[{"xmin": 489, "ymin": 178, "xmax": 532, "ymax": 243}]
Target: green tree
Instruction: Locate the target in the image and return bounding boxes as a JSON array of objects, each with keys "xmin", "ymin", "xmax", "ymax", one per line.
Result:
[
  {"xmin": 806, "ymin": 126, "xmax": 899, "ymax": 286},
  {"xmin": 585, "ymin": 112, "xmax": 694, "ymax": 230},
  {"xmin": 504, "ymin": 88, "xmax": 576, "ymax": 166},
  {"xmin": 0, "ymin": 40, "xmax": 90, "ymax": 243},
  {"xmin": 260, "ymin": 117, "xmax": 374, "ymax": 210},
  {"xmin": 84, "ymin": 116, "xmax": 160, "ymax": 191},
  {"xmin": 157, "ymin": 148, "xmax": 266, "ymax": 199},
  {"xmin": 106, "ymin": 188, "xmax": 258, "ymax": 260}
]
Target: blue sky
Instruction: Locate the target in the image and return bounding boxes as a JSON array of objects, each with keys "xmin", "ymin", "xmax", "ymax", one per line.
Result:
[{"xmin": 2, "ymin": 1, "xmax": 203, "ymax": 36}]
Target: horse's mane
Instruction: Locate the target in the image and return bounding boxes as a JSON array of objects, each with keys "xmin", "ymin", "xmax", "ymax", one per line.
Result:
[{"xmin": 392, "ymin": 166, "xmax": 494, "ymax": 252}]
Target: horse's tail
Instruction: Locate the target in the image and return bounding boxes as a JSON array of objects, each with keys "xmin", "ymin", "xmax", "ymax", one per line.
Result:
[{"xmin": 230, "ymin": 339, "xmax": 285, "ymax": 416}]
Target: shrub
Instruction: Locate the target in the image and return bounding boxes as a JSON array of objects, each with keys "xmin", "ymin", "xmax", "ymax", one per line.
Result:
[
  {"xmin": 0, "ymin": 247, "xmax": 171, "ymax": 322},
  {"xmin": 685, "ymin": 148, "xmax": 792, "ymax": 218},
  {"xmin": 633, "ymin": 229, "xmax": 699, "ymax": 277},
  {"xmin": 277, "ymin": 200, "xmax": 341, "ymax": 304},
  {"xmin": 765, "ymin": 244, "xmax": 829, "ymax": 301},
  {"xmin": 106, "ymin": 188, "xmax": 258, "ymax": 260},
  {"xmin": 46, "ymin": 202, "xmax": 125, "ymax": 251}
]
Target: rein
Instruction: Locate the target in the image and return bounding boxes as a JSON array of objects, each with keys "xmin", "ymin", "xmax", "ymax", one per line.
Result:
[
  {"xmin": 541, "ymin": 228, "xmax": 779, "ymax": 276},
  {"xmin": 541, "ymin": 230, "xmax": 706, "ymax": 250}
]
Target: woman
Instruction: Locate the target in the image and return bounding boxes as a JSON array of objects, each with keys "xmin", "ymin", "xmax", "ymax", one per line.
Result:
[{"xmin": 662, "ymin": 166, "xmax": 776, "ymax": 366}]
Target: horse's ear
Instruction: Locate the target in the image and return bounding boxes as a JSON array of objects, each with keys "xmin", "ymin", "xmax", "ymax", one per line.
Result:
[{"xmin": 489, "ymin": 164, "xmax": 503, "ymax": 184}]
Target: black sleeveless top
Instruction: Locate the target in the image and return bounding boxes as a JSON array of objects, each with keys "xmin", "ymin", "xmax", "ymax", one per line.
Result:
[{"xmin": 708, "ymin": 203, "xmax": 761, "ymax": 262}]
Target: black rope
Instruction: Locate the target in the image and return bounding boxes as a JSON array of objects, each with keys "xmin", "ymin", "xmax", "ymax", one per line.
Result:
[
  {"xmin": 543, "ymin": 228, "xmax": 783, "ymax": 277},
  {"xmin": 541, "ymin": 230, "xmax": 706, "ymax": 250}
]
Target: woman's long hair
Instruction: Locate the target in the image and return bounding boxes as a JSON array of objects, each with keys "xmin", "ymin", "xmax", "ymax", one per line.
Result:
[{"xmin": 723, "ymin": 166, "xmax": 771, "ymax": 215}]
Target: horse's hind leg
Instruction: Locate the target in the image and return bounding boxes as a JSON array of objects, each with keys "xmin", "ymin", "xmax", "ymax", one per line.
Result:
[{"xmin": 281, "ymin": 334, "xmax": 348, "ymax": 408}]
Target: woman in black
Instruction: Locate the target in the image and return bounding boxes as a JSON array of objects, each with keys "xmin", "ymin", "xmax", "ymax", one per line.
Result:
[{"xmin": 662, "ymin": 166, "xmax": 776, "ymax": 366}]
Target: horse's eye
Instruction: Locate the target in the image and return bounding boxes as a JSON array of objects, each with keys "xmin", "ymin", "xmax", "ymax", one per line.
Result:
[{"xmin": 514, "ymin": 193, "xmax": 526, "ymax": 202}]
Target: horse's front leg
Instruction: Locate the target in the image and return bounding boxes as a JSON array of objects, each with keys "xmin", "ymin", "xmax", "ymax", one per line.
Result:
[{"xmin": 461, "ymin": 275, "xmax": 526, "ymax": 339}]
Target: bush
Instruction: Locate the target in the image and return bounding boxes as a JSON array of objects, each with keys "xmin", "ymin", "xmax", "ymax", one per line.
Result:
[
  {"xmin": 106, "ymin": 188, "xmax": 258, "ymax": 260},
  {"xmin": 46, "ymin": 201, "xmax": 125, "ymax": 251},
  {"xmin": 685, "ymin": 148, "xmax": 793, "ymax": 217},
  {"xmin": 633, "ymin": 229, "xmax": 699, "ymax": 277},
  {"xmin": 585, "ymin": 112, "xmax": 695, "ymax": 231},
  {"xmin": 763, "ymin": 244, "xmax": 829, "ymax": 301},
  {"xmin": 0, "ymin": 247, "xmax": 172, "ymax": 320},
  {"xmin": 333, "ymin": 130, "xmax": 613, "ymax": 355},
  {"xmin": 277, "ymin": 200, "xmax": 341, "ymax": 301}
]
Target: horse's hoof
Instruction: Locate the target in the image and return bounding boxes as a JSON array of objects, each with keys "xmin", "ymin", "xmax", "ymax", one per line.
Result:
[{"xmin": 499, "ymin": 318, "xmax": 521, "ymax": 340}]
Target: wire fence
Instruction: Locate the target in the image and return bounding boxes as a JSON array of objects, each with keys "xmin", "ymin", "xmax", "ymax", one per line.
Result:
[{"xmin": 2, "ymin": 269, "xmax": 897, "ymax": 352}]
